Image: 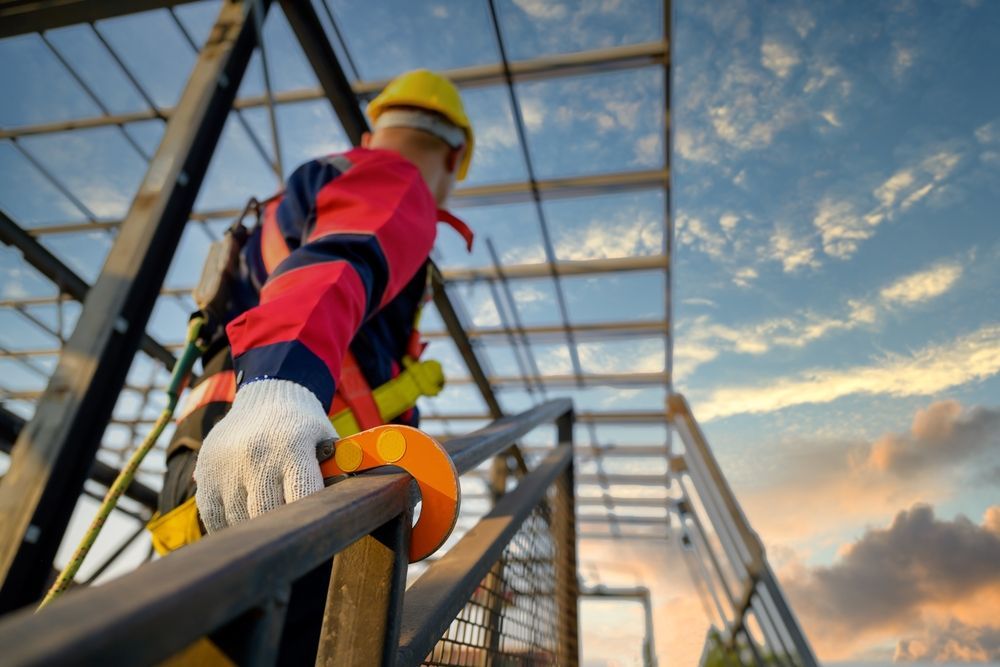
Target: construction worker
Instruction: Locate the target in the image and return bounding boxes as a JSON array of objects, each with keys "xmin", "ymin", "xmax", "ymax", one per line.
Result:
[
  {"xmin": 154, "ymin": 68, "xmax": 474, "ymax": 544},
  {"xmin": 148, "ymin": 69, "xmax": 473, "ymax": 664}
]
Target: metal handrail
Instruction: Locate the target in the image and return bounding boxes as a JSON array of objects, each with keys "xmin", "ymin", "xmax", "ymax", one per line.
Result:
[
  {"xmin": 0, "ymin": 399, "xmax": 576, "ymax": 666},
  {"xmin": 668, "ymin": 394, "xmax": 817, "ymax": 667}
]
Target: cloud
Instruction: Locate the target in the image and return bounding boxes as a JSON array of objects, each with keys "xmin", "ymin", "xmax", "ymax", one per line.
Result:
[
  {"xmin": 674, "ymin": 256, "xmax": 965, "ymax": 382},
  {"xmin": 813, "ymin": 197, "xmax": 870, "ymax": 259},
  {"xmin": 718, "ymin": 213, "xmax": 740, "ymax": 234},
  {"xmin": 975, "ymin": 119, "xmax": 1000, "ymax": 145},
  {"xmin": 761, "ymin": 40, "xmax": 800, "ymax": 78},
  {"xmin": 693, "ymin": 324, "xmax": 1000, "ymax": 421},
  {"xmin": 893, "ymin": 44, "xmax": 916, "ymax": 79},
  {"xmin": 812, "ymin": 149, "xmax": 963, "ymax": 260},
  {"xmin": 879, "ymin": 261, "xmax": 963, "ymax": 305},
  {"xmin": 895, "ymin": 619, "xmax": 1000, "ymax": 662},
  {"xmin": 578, "ymin": 339, "xmax": 664, "ymax": 374},
  {"xmin": 820, "ymin": 109, "xmax": 841, "ymax": 127},
  {"xmin": 555, "ymin": 208, "xmax": 662, "ymax": 262},
  {"xmin": 519, "ymin": 95, "xmax": 545, "ymax": 132},
  {"xmin": 783, "ymin": 504, "xmax": 1000, "ymax": 659},
  {"xmin": 731, "ymin": 266, "xmax": 757, "ymax": 288},
  {"xmin": 511, "ymin": 0, "xmax": 567, "ymax": 20},
  {"xmin": 856, "ymin": 400, "xmax": 1000, "ymax": 475},
  {"xmin": 767, "ymin": 226, "xmax": 819, "ymax": 272},
  {"xmin": 676, "ymin": 213, "xmax": 728, "ymax": 261}
]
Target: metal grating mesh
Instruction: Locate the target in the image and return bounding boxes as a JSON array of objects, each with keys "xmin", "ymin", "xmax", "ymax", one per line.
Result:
[{"xmin": 424, "ymin": 486, "xmax": 573, "ymax": 666}]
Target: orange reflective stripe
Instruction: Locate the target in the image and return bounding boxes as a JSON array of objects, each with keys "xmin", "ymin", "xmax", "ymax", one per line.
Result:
[
  {"xmin": 175, "ymin": 370, "xmax": 236, "ymax": 423},
  {"xmin": 405, "ymin": 329, "xmax": 426, "ymax": 360},
  {"xmin": 260, "ymin": 199, "xmax": 290, "ymax": 273},
  {"xmin": 337, "ymin": 351, "xmax": 383, "ymax": 430}
]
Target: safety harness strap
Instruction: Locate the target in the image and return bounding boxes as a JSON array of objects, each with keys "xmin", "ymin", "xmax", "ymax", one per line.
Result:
[{"xmin": 334, "ymin": 351, "xmax": 383, "ymax": 431}]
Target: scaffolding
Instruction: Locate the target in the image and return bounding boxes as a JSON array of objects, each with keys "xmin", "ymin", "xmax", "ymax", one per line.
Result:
[{"xmin": 0, "ymin": 1, "xmax": 816, "ymax": 663}]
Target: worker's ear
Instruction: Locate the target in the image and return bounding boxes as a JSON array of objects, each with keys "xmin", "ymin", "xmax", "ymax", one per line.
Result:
[
  {"xmin": 361, "ymin": 131, "xmax": 372, "ymax": 148},
  {"xmin": 445, "ymin": 145, "xmax": 465, "ymax": 175}
]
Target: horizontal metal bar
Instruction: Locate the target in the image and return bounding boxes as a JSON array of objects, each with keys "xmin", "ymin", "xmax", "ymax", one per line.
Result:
[
  {"xmin": 423, "ymin": 410, "xmax": 667, "ymax": 425},
  {"xmin": 425, "ymin": 319, "xmax": 668, "ymax": 343},
  {"xmin": 0, "ymin": 0, "xmax": 201, "ymax": 38},
  {"xmin": 357, "ymin": 41, "xmax": 667, "ymax": 95},
  {"xmin": 396, "ymin": 446, "xmax": 573, "ymax": 666},
  {"xmin": 0, "ymin": 473, "xmax": 412, "ymax": 664},
  {"xmin": 21, "ymin": 169, "xmax": 667, "ymax": 238},
  {"xmin": 578, "ymin": 533, "xmax": 668, "ymax": 541},
  {"xmin": 0, "ymin": 43, "xmax": 666, "ymax": 140},
  {"xmin": 453, "ymin": 168, "xmax": 668, "ymax": 207},
  {"xmin": 0, "ymin": 405, "xmax": 160, "ymax": 511},
  {"xmin": 449, "ymin": 372, "xmax": 667, "ymax": 388},
  {"xmin": 581, "ymin": 586, "xmax": 651, "ymax": 599},
  {"xmin": 0, "ymin": 400, "xmax": 568, "ymax": 661},
  {"xmin": 441, "ymin": 254, "xmax": 666, "ymax": 282},
  {"xmin": 0, "ymin": 210, "xmax": 178, "ymax": 369},
  {"xmin": 444, "ymin": 398, "xmax": 571, "ymax": 473},
  {"xmin": 577, "ymin": 497, "xmax": 672, "ymax": 508},
  {"xmin": 523, "ymin": 445, "xmax": 671, "ymax": 458},
  {"xmin": 577, "ymin": 516, "xmax": 668, "ymax": 526},
  {"xmin": 467, "ymin": 469, "xmax": 667, "ymax": 487}
]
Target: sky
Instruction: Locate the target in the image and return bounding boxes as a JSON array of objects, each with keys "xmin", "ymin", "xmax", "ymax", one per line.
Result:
[{"xmin": 1, "ymin": 0, "xmax": 999, "ymax": 664}]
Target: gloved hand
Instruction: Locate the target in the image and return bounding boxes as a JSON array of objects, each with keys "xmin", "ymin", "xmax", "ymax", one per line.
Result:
[{"xmin": 194, "ymin": 378, "xmax": 333, "ymax": 533}]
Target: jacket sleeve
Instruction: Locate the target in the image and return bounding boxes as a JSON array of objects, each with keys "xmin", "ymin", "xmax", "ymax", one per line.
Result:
[{"xmin": 225, "ymin": 149, "xmax": 438, "ymax": 412}]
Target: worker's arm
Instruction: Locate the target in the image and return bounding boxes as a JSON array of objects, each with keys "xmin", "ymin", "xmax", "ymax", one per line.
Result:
[{"xmin": 195, "ymin": 149, "xmax": 438, "ymax": 533}]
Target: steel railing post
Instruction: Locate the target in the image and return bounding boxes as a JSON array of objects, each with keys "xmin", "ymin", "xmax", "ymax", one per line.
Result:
[
  {"xmin": 554, "ymin": 409, "xmax": 579, "ymax": 665},
  {"xmin": 316, "ymin": 504, "xmax": 413, "ymax": 667}
]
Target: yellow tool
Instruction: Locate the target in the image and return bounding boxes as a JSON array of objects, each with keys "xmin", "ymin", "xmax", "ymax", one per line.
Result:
[{"xmin": 331, "ymin": 357, "xmax": 443, "ymax": 437}]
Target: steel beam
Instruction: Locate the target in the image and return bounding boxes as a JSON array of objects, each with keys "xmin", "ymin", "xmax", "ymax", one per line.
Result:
[
  {"xmin": 0, "ymin": 0, "xmax": 200, "ymax": 38},
  {"xmin": 452, "ymin": 168, "xmax": 668, "ymax": 207},
  {"xmin": 0, "ymin": 401, "xmax": 570, "ymax": 663},
  {"xmin": 0, "ymin": 405, "xmax": 158, "ymax": 512},
  {"xmin": 426, "ymin": 319, "xmax": 667, "ymax": 342},
  {"xmin": 0, "ymin": 42, "xmax": 666, "ymax": 139},
  {"xmin": 441, "ymin": 254, "xmax": 666, "ymax": 281},
  {"xmin": 429, "ymin": 266, "xmax": 503, "ymax": 421},
  {"xmin": 0, "ymin": 210, "xmax": 178, "ymax": 369},
  {"xmin": 278, "ymin": 0, "xmax": 367, "ymax": 144},
  {"xmin": 0, "ymin": 0, "xmax": 270, "ymax": 612},
  {"xmin": 421, "ymin": 410, "xmax": 667, "ymax": 424},
  {"xmin": 581, "ymin": 586, "xmax": 656, "ymax": 666},
  {"xmin": 447, "ymin": 371, "xmax": 667, "ymax": 388},
  {"xmin": 22, "ymin": 168, "xmax": 668, "ymax": 238}
]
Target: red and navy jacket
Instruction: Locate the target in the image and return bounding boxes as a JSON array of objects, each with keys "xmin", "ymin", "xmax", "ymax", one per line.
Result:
[{"xmin": 220, "ymin": 147, "xmax": 470, "ymax": 425}]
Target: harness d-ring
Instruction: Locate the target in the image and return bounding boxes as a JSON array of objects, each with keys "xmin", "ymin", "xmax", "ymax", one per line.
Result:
[{"xmin": 319, "ymin": 425, "xmax": 460, "ymax": 562}]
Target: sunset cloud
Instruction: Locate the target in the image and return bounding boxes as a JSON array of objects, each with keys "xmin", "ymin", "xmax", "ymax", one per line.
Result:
[
  {"xmin": 693, "ymin": 324, "xmax": 1000, "ymax": 421},
  {"xmin": 856, "ymin": 400, "xmax": 1000, "ymax": 475},
  {"xmin": 673, "ymin": 257, "xmax": 965, "ymax": 382},
  {"xmin": 783, "ymin": 504, "xmax": 1000, "ymax": 660}
]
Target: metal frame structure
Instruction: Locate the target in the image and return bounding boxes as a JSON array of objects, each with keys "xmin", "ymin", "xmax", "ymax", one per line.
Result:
[
  {"xmin": 0, "ymin": 400, "xmax": 580, "ymax": 666},
  {"xmin": 0, "ymin": 0, "xmax": 818, "ymax": 663},
  {"xmin": 581, "ymin": 585, "xmax": 657, "ymax": 667}
]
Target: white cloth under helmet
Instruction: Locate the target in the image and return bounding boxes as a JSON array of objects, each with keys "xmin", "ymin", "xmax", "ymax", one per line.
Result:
[{"xmin": 374, "ymin": 108, "xmax": 466, "ymax": 149}]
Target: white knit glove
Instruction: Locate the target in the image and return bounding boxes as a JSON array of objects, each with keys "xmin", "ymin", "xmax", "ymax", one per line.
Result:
[{"xmin": 194, "ymin": 379, "xmax": 333, "ymax": 533}]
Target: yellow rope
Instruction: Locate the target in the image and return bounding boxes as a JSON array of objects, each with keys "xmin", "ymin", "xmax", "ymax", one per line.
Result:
[{"xmin": 37, "ymin": 317, "xmax": 206, "ymax": 611}]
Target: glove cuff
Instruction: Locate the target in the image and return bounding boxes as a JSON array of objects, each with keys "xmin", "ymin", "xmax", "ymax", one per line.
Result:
[{"xmin": 234, "ymin": 378, "xmax": 328, "ymax": 421}]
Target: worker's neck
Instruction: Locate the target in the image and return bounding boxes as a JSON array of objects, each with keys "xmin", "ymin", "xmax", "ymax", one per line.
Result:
[{"xmin": 367, "ymin": 139, "xmax": 449, "ymax": 207}]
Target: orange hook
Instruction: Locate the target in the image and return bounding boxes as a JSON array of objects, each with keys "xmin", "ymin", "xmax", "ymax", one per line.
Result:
[{"xmin": 319, "ymin": 425, "xmax": 460, "ymax": 562}]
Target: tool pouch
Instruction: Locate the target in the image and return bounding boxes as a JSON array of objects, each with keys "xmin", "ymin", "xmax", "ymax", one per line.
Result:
[{"xmin": 192, "ymin": 218, "xmax": 250, "ymax": 319}]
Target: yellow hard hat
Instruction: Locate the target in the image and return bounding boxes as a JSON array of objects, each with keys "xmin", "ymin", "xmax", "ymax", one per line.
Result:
[{"xmin": 368, "ymin": 69, "xmax": 474, "ymax": 181}]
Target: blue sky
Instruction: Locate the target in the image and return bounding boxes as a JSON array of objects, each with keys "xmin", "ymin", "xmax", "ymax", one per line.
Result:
[{"xmin": 1, "ymin": 0, "xmax": 999, "ymax": 664}]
